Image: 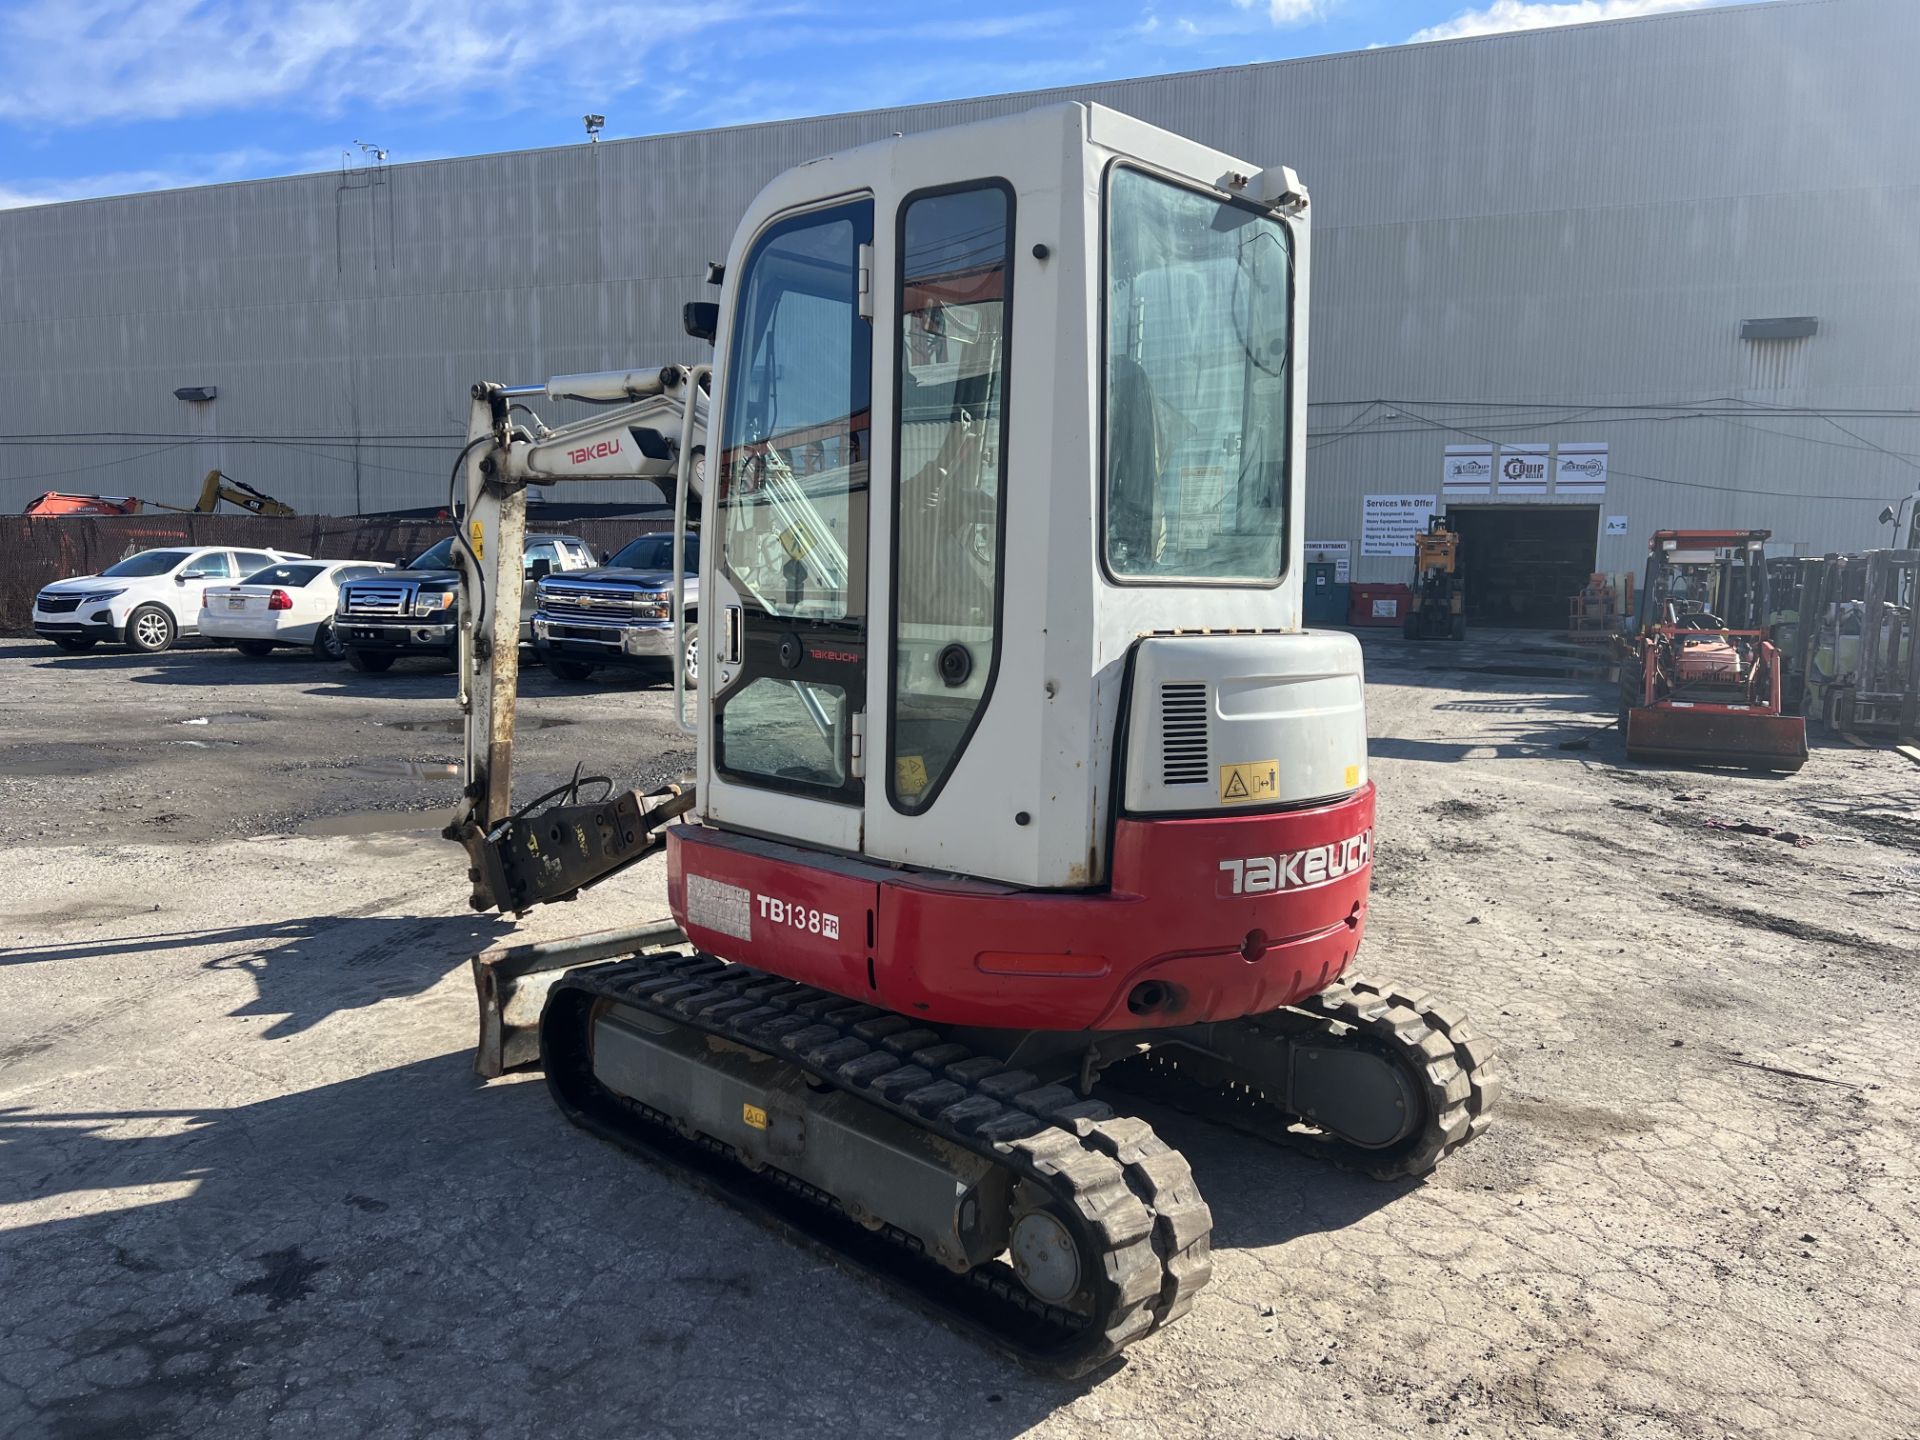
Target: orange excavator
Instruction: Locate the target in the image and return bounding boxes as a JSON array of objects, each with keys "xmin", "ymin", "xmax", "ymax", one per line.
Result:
[{"xmin": 23, "ymin": 469, "xmax": 295, "ymax": 518}]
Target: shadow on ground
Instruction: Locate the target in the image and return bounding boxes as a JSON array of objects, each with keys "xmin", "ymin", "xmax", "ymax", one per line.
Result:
[
  {"xmin": 0, "ymin": 1046, "xmax": 1407, "ymax": 1437},
  {"xmin": 1, "ymin": 911, "xmax": 514, "ymax": 1043}
]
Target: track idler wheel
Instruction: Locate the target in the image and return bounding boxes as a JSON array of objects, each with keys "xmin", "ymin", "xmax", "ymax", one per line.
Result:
[{"xmin": 1291, "ymin": 976, "xmax": 1501, "ymax": 1179}]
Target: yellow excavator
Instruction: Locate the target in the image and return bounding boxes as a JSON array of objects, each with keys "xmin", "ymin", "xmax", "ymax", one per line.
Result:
[{"xmin": 23, "ymin": 469, "xmax": 295, "ymax": 517}]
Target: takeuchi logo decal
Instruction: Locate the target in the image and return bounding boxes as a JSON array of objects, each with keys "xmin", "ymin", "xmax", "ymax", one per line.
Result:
[{"xmin": 567, "ymin": 438, "xmax": 622, "ymax": 465}]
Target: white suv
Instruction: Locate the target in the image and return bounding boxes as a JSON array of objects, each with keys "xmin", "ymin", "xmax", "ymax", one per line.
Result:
[{"xmin": 33, "ymin": 545, "xmax": 310, "ymax": 654}]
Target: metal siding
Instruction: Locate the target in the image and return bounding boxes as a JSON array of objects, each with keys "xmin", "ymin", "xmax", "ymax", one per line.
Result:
[{"xmin": 2, "ymin": 0, "xmax": 1916, "ymax": 578}]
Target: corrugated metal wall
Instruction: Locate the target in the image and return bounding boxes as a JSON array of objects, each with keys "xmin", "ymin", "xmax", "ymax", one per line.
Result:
[{"xmin": 3, "ymin": 0, "xmax": 1917, "ymax": 580}]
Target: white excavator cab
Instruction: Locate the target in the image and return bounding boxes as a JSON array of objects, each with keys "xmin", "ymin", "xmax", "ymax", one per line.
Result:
[{"xmin": 697, "ymin": 102, "xmax": 1337, "ymax": 887}]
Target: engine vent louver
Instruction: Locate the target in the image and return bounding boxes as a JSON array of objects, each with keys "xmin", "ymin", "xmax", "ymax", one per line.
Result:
[{"xmin": 1159, "ymin": 682, "xmax": 1210, "ymax": 786}]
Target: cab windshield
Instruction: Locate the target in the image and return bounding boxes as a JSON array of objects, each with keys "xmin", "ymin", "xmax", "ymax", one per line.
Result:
[{"xmin": 1104, "ymin": 166, "xmax": 1292, "ymax": 583}]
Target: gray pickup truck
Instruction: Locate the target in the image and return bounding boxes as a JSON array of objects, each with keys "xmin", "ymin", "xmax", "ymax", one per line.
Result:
[
  {"xmin": 336, "ymin": 532, "xmax": 595, "ymax": 673},
  {"xmin": 532, "ymin": 531, "xmax": 699, "ymax": 685}
]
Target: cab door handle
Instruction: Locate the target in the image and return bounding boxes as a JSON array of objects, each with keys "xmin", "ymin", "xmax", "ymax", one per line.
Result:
[{"xmin": 724, "ymin": 605, "xmax": 743, "ymax": 665}]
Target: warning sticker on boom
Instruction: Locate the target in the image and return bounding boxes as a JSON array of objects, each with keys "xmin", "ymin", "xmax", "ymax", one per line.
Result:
[{"xmin": 1218, "ymin": 760, "xmax": 1279, "ymax": 805}]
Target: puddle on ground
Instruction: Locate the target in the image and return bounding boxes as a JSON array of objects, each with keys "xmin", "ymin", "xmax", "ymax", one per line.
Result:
[
  {"xmin": 291, "ymin": 808, "xmax": 458, "ymax": 838},
  {"xmin": 341, "ymin": 759, "xmax": 462, "ymax": 783},
  {"xmin": 169, "ymin": 739, "xmax": 241, "ymax": 749},
  {"xmin": 5, "ymin": 754, "xmax": 134, "ymax": 775},
  {"xmin": 382, "ymin": 715, "xmax": 573, "ymax": 734},
  {"xmin": 178, "ymin": 713, "xmax": 267, "ymax": 726}
]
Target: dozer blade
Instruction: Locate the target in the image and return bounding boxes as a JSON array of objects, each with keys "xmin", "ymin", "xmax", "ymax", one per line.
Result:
[
  {"xmin": 1626, "ymin": 705, "xmax": 1808, "ymax": 772},
  {"xmin": 470, "ymin": 920, "xmax": 685, "ymax": 1077}
]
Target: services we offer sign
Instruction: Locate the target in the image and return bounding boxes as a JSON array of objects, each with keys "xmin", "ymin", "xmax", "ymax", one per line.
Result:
[{"xmin": 1361, "ymin": 494, "xmax": 1437, "ymax": 556}]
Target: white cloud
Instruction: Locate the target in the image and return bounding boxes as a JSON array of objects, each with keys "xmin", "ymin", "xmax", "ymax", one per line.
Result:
[
  {"xmin": 1409, "ymin": 0, "xmax": 1724, "ymax": 44},
  {"xmin": 0, "ymin": 0, "xmax": 766, "ymax": 127},
  {"xmin": 1232, "ymin": 0, "xmax": 1331, "ymax": 20}
]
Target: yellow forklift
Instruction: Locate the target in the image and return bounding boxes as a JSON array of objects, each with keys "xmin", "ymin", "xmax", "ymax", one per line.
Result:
[{"xmin": 1404, "ymin": 515, "xmax": 1465, "ymax": 640}]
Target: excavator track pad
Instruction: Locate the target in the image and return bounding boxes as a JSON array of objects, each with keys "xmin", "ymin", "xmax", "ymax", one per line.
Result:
[
  {"xmin": 541, "ymin": 952, "xmax": 1212, "ymax": 1377},
  {"xmin": 533, "ymin": 956, "xmax": 1496, "ymax": 1370}
]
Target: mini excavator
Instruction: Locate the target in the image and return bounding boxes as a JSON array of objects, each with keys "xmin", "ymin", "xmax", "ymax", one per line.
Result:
[{"xmin": 446, "ymin": 104, "xmax": 1499, "ymax": 1375}]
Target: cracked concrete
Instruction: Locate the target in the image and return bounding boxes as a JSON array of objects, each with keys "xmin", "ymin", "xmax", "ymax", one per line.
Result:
[{"xmin": 1, "ymin": 632, "xmax": 1917, "ymax": 1438}]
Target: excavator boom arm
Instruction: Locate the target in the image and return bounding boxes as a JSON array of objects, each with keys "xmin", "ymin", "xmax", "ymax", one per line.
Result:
[{"xmin": 445, "ymin": 367, "xmax": 707, "ymax": 913}]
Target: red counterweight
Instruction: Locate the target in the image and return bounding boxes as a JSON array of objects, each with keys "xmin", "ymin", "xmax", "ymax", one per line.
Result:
[{"xmin": 668, "ymin": 784, "xmax": 1375, "ymax": 1031}]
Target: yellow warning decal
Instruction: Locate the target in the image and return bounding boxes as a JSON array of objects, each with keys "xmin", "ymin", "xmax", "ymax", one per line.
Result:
[
  {"xmin": 895, "ymin": 755, "xmax": 929, "ymax": 795},
  {"xmin": 1219, "ymin": 760, "xmax": 1279, "ymax": 805},
  {"xmin": 469, "ymin": 519, "xmax": 485, "ymax": 560},
  {"xmin": 742, "ymin": 1103, "xmax": 770, "ymax": 1131},
  {"xmin": 778, "ymin": 524, "xmax": 816, "ymax": 561},
  {"xmin": 1344, "ymin": 764, "xmax": 1361, "ymax": 789}
]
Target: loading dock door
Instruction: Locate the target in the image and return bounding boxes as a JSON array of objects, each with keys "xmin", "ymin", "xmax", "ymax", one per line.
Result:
[{"xmin": 1446, "ymin": 506, "xmax": 1599, "ymax": 628}]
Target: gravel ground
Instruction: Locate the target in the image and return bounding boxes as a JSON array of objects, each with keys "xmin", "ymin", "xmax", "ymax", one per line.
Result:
[{"xmin": 2, "ymin": 631, "xmax": 1917, "ymax": 1440}]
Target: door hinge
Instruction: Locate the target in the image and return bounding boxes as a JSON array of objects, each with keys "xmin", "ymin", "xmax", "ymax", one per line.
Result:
[
  {"xmin": 849, "ymin": 710, "xmax": 866, "ymax": 780},
  {"xmin": 857, "ymin": 243, "xmax": 874, "ymax": 322}
]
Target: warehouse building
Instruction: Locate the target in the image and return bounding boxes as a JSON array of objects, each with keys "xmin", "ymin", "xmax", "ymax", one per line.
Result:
[{"xmin": 2, "ymin": 0, "xmax": 1916, "ymax": 621}]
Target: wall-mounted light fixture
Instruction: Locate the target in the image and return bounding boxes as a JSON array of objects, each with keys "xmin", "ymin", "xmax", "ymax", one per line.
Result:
[{"xmin": 173, "ymin": 385, "xmax": 218, "ymax": 402}]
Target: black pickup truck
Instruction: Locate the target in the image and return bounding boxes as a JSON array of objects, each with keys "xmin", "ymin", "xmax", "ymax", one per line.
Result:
[
  {"xmin": 531, "ymin": 531, "xmax": 700, "ymax": 685},
  {"xmin": 335, "ymin": 533, "xmax": 596, "ymax": 673}
]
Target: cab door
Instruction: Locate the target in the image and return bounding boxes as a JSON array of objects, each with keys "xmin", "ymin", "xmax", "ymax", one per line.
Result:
[{"xmin": 701, "ymin": 197, "xmax": 874, "ymax": 854}]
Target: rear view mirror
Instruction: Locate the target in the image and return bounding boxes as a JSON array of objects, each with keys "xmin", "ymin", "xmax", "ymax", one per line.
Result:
[
  {"xmin": 1880, "ymin": 505, "xmax": 1897, "ymax": 525},
  {"xmin": 683, "ymin": 302, "xmax": 719, "ymax": 344},
  {"xmin": 527, "ymin": 558, "xmax": 553, "ymax": 581},
  {"xmin": 177, "ymin": 569, "xmax": 210, "ymax": 582}
]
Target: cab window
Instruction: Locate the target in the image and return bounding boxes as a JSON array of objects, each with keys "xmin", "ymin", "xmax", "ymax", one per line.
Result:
[
  {"xmin": 187, "ymin": 552, "xmax": 233, "ymax": 578},
  {"xmin": 888, "ymin": 182, "xmax": 1012, "ymax": 812},
  {"xmin": 1103, "ymin": 165, "xmax": 1292, "ymax": 584}
]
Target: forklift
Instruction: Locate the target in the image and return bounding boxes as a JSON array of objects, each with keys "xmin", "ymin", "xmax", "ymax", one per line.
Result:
[{"xmin": 1403, "ymin": 515, "xmax": 1465, "ymax": 640}]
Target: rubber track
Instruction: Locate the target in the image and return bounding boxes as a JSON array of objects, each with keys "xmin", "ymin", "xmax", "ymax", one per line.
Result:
[
  {"xmin": 541, "ymin": 951, "xmax": 1213, "ymax": 1376},
  {"xmin": 1117, "ymin": 974, "xmax": 1502, "ymax": 1181}
]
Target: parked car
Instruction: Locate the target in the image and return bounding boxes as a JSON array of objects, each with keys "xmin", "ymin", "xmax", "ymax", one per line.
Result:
[
  {"xmin": 200, "ymin": 560, "xmax": 395, "ymax": 659},
  {"xmin": 532, "ymin": 531, "xmax": 700, "ymax": 685},
  {"xmin": 334, "ymin": 532, "xmax": 595, "ymax": 673},
  {"xmin": 32, "ymin": 545, "xmax": 310, "ymax": 654}
]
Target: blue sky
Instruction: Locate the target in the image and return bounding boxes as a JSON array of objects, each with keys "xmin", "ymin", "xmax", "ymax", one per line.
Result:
[{"xmin": 0, "ymin": 0, "xmax": 1743, "ymax": 208}]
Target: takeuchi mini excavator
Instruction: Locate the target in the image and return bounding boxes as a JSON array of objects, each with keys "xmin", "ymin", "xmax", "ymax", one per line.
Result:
[
  {"xmin": 445, "ymin": 104, "xmax": 1499, "ymax": 1375},
  {"xmin": 1619, "ymin": 529, "xmax": 1808, "ymax": 771}
]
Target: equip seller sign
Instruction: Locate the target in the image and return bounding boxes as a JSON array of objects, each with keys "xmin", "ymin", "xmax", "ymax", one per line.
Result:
[{"xmin": 1361, "ymin": 494, "xmax": 1436, "ymax": 556}]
